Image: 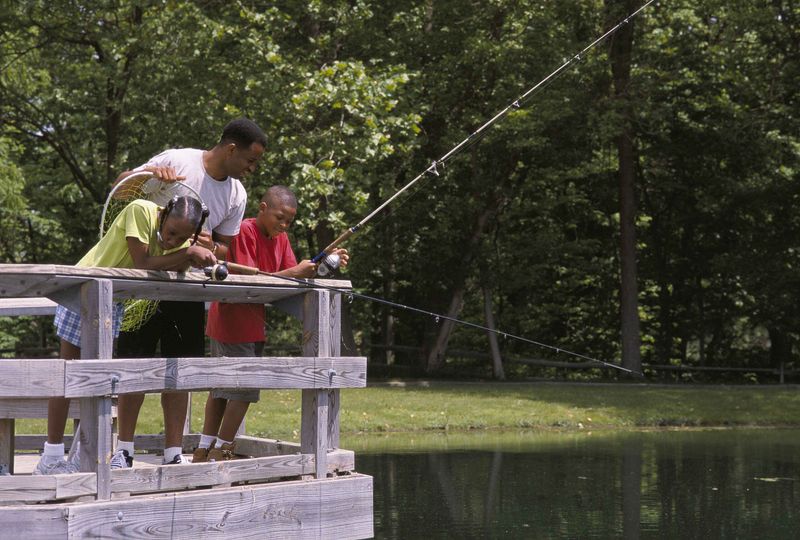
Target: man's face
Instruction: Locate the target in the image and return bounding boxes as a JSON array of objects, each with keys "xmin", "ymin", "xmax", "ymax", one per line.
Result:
[
  {"xmin": 257, "ymin": 200, "xmax": 297, "ymax": 238},
  {"xmin": 224, "ymin": 142, "xmax": 265, "ymax": 179}
]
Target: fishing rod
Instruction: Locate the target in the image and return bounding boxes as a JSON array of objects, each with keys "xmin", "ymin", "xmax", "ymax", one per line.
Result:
[
  {"xmin": 311, "ymin": 0, "xmax": 657, "ymax": 276},
  {"xmin": 202, "ymin": 261, "xmax": 641, "ymax": 376}
]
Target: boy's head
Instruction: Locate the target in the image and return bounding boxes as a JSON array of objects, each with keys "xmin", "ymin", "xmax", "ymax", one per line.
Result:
[
  {"xmin": 257, "ymin": 186, "xmax": 297, "ymax": 238},
  {"xmin": 158, "ymin": 196, "xmax": 209, "ymax": 250},
  {"xmin": 217, "ymin": 118, "xmax": 267, "ymax": 180}
]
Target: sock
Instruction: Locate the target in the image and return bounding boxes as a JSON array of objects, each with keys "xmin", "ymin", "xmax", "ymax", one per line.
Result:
[
  {"xmin": 44, "ymin": 442, "xmax": 65, "ymax": 457},
  {"xmin": 163, "ymin": 446, "xmax": 182, "ymax": 463},
  {"xmin": 116, "ymin": 440, "xmax": 135, "ymax": 454},
  {"xmin": 217, "ymin": 438, "xmax": 233, "ymax": 447},
  {"xmin": 199, "ymin": 434, "xmax": 216, "ymax": 449}
]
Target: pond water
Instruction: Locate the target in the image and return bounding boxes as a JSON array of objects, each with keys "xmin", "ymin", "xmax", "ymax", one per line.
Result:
[{"xmin": 342, "ymin": 429, "xmax": 800, "ymax": 539}]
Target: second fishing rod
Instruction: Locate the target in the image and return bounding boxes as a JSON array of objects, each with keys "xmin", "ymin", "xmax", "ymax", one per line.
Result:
[{"xmin": 310, "ymin": 0, "xmax": 657, "ymax": 275}]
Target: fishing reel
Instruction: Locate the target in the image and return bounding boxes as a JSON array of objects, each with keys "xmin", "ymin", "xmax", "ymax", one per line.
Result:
[
  {"xmin": 316, "ymin": 252, "xmax": 341, "ymax": 278},
  {"xmin": 203, "ymin": 262, "xmax": 229, "ymax": 281}
]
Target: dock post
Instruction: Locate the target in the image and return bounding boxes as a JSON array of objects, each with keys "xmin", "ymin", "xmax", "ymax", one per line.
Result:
[{"xmin": 79, "ymin": 279, "xmax": 114, "ymax": 500}]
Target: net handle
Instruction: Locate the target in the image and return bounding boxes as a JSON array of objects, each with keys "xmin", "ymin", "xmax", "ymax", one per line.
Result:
[{"xmin": 99, "ymin": 171, "xmax": 158, "ymax": 239}]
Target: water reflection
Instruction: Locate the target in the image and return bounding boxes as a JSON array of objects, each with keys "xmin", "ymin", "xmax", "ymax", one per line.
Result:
[{"xmin": 345, "ymin": 430, "xmax": 800, "ymax": 539}]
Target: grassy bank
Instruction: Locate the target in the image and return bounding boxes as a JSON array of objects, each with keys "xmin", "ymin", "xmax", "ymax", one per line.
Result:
[
  {"xmin": 16, "ymin": 383, "xmax": 800, "ymax": 442},
  {"xmin": 19, "ymin": 382, "xmax": 799, "ymax": 442}
]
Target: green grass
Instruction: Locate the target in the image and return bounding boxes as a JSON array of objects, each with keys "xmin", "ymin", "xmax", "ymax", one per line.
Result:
[{"xmin": 16, "ymin": 383, "xmax": 800, "ymax": 443}]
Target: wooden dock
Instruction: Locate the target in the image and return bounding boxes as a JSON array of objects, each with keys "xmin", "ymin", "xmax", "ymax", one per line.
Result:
[{"xmin": 0, "ymin": 264, "xmax": 372, "ymax": 539}]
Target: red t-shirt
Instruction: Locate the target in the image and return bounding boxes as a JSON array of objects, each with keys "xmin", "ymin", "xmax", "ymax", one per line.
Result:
[{"xmin": 205, "ymin": 218, "xmax": 298, "ymax": 343}]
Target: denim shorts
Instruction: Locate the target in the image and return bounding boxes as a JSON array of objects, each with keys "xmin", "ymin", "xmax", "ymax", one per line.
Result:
[{"xmin": 54, "ymin": 303, "xmax": 125, "ymax": 348}]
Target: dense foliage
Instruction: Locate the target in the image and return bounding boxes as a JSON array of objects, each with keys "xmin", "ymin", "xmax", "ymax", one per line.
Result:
[{"xmin": 1, "ymin": 1, "xmax": 798, "ymax": 380}]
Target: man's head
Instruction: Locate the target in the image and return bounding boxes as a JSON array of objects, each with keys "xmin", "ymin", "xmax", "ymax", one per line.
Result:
[
  {"xmin": 217, "ymin": 118, "xmax": 267, "ymax": 179},
  {"xmin": 257, "ymin": 185, "xmax": 297, "ymax": 238}
]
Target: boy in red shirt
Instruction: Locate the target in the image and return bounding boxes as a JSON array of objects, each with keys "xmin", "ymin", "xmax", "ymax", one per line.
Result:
[{"xmin": 196, "ymin": 185, "xmax": 348, "ymax": 461}]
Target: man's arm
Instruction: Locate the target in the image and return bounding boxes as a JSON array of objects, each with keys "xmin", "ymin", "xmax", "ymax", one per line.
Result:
[
  {"xmin": 112, "ymin": 167, "xmax": 186, "ymax": 199},
  {"xmin": 211, "ymin": 232, "xmax": 233, "ymax": 261}
]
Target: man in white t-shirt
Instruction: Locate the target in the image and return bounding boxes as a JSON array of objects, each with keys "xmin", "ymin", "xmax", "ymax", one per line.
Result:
[{"xmin": 111, "ymin": 118, "xmax": 267, "ymax": 468}]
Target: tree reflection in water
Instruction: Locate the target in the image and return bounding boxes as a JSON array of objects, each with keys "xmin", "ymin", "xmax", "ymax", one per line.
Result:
[{"xmin": 352, "ymin": 429, "xmax": 800, "ymax": 539}]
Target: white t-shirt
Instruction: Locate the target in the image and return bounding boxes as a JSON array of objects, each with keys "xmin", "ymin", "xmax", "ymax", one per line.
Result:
[{"xmin": 135, "ymin": 148, "xmax": 247, "ymax": 237}]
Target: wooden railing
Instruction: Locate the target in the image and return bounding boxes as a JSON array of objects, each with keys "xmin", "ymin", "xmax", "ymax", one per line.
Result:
[{"xmin": 0, "ymin": 264, "xmax": 367, "ymax": 503}]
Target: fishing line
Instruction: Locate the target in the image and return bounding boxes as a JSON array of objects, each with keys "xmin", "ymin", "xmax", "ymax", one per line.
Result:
[
  {"xmin": 204, "ymin": 263, "xmax": 639, "ymax": 375},
  {"xmin": 311, "ymin": 0, "xmax": 658, "ymax": 263}
]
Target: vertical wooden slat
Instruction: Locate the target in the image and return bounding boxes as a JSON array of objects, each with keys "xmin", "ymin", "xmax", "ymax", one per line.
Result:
[
  {"xmin": 328, "ymin": 293, "xmax": 342, "ymax": 450},
  {"xmin": 0, "ymin": 419, "xmax": 14, "ymax": 475},
  {"xmin": 79, "ymin": 279, "xmax": 113, "ymax": 500},
  {"xmin": 301, "ymin": 290, "xmax": 330, "ymax": 479}
]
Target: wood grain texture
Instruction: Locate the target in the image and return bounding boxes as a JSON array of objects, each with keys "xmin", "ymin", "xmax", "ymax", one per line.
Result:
[
  {"xmin": 0, "ymin": 360, "xmax": 65, "ymax": 398},
  {"xmin": 63, "ymin": 356, "xmax": 366, "ymax": 396},
  {"xmin": 0, "ymin": 506, "xmax": 67, "ymax": 538},
  {"xmin": 0, "ymin": 265, "xmax": 352, "ymax": 304},
  {"xmin": 0, "ymin": 419, "xmax": 13, "ymax": 475},
  {"xmin": 64, "ymin": 474, "xmax": 373, "ymax": 539},
  {"xmin": 0, "ymin": 297, "xmax": 57, "ymax": 316}
]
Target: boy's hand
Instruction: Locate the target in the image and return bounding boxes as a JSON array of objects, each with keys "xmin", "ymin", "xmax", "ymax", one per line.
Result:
[
  {"xmin": 144, "ymin": 166, "xmax": 185, "ymax": 182},
  {"xmin": 333, "ymin": 248, "xmax": 350, "ymax": 268},
  {"xmin": 187, "ymin": 245, "xmax": 217, "ymax": 268},
  {"xmin": 293, "ymin": 260, "xmax": 318, "ymax": 278}
]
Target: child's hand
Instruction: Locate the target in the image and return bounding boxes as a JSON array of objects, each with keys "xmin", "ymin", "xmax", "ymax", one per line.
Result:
[
  {"xmin": 293, "ymin": 260, "xmax": 318, "ymax": 278},
  {"xmin": 187, "ymin": 245, "xmax": 216, "ymax": 268},
  {"xmin": 333, "ymin": 248, "xmax": 350, "ymax": 268}
]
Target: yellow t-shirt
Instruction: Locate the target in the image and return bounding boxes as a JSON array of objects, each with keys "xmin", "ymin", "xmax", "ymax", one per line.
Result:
[{"xmin": 78, "ymin": 199, "xmax": 186, "ymax": 268}]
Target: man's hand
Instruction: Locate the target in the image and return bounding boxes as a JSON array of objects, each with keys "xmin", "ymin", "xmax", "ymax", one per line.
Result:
[
  {"xmin": 194, "ymin": 230, "xmax": 215, "ymax": 251},
  {"xmin": 144, "ymin": 165, "xmax": 185, "ymax": 183}
]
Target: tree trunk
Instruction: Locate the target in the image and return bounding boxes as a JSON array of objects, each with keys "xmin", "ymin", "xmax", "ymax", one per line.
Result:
[
  {"xmin": 483, "ymin": 287, "xmax": 505, "ymax": 380},
  {"xmin": 607, "ymin": 0, "xmax": 642, "ymax": 374},
  {"xmin": 425, "ymin": 203, "xmax": 496, "ymax": 373}
]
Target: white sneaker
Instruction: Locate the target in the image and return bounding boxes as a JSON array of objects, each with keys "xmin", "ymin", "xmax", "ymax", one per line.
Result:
[
  {"xmin": 68, "ymin": 441, "xmax": 81, "ymax": 471},
  {"xmin": 162, "ymin": 454, "xmax": 185, "ymax": 465},
  {"xmin": 110, "ymin": 449, "xmax": 134, "ymax": 469},
  {"xmin": 33, "ymin": 455, "xmax": 78, "ymax": 475}
]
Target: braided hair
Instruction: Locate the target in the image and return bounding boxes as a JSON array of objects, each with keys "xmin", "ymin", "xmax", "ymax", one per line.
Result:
[{"xmin": 159, "ymin": 196, "xmax": 209, "ymax": 245}]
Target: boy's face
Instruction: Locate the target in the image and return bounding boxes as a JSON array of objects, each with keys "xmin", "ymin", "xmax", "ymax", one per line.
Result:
[
  {"xmin": 257, "ymin": 199, "xmax": 296, "ymax": 238},
  {"xmin": 159, "ymin": 215, "xmax": 196, "ymax": 250}
]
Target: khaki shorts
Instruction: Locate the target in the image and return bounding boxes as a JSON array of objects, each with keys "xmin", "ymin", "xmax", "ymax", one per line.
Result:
[{"xmin": 209, "ymin": 339, "xmax": 265, "ymax": 403}]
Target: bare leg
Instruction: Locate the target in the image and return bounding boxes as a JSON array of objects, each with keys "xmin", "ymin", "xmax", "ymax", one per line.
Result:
[
  {"xmin": 217, "ymin": 400, "xmax": 251, "ymax": 443},
  {"xmin": 162, "ymin": 392, "xmax": 189, "ymax": 448},
  {"xmin": 117, "ymin": 393, "xmax": 146, "ymax": 442},
  {"xmin": 201, "ymin": 395, "xmax": 228, "ymax": 437},
  {"xmin": 47, "ymin": 340, "xmax": 80, "ymax": 444}
]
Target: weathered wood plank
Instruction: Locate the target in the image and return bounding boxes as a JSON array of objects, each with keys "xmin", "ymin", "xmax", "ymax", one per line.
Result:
[
  {"xmin": 78, "ymin": 279, "xmax": 113, "ymax": 499},
  {"xmin": 0, "ymin": 473, "xmax": 96, "ymax": 502},
  {"xmin": 0, "ymin": 360, "xmax": 65, "ymax": 398},
  {"xmin": 224, "ymin": 436, "xmax": 356, "ymax": 472},
  {"xmin": 0, "ymin": 297, "xmax": 57, "ymax": 316},
  {"xmin": 0, "ymin": 449, "xmax": 355, "ymax": 504},
  {"xmin": 0, "ymin": 419, "xmax": 13, "ymax": 475},
  {"xmin": 302, "ymin": 290, "xmax": 332, "ymax": 479},
  {"xmin": 0, "ymin": 265, "xmax": 352, "ymax": 303},
  {"xmin": 111, "ymin": 453, "xmax": 314, "ymax": 494},
  {"xmin": 64, "ymin": 356, "xmax": 367, "ymax": 396},
  {"xmin": 0, "ymin": 398, "xmax": 88, "ymax": 419},
  {"xmin": 0, "ymin": 506, "xmax": 67, "ymax": 538},
  {"xmin": 65, "ymin": 474, "xmax": 373, "ymax": 539}
]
